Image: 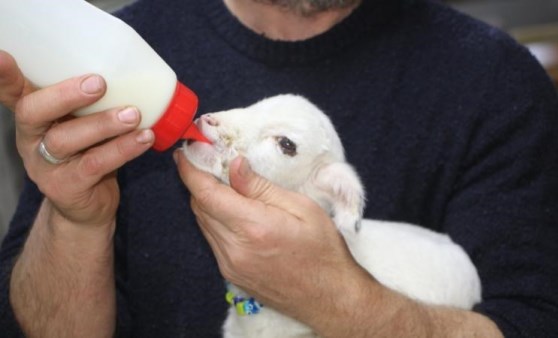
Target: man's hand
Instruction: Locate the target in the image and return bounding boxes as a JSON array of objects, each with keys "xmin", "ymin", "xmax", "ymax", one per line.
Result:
[
  {"xmin": 175, "ymin": 152, "xmax": 380, "ymax": 331},
  {"xmin": 0, "ymin": 50, "xmax": 153, "ymax": 227},
  {"xmin": 176, "ymin": 152, "xmax": 504, "ymax": 337},
  {"xmin": 1, "ymin": 50, "xmax": 152, "ymax": 337}
]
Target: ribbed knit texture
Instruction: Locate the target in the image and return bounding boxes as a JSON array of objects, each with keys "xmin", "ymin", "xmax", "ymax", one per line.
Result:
[{"xmin": 1, "ymin": 0, "xmax": 557, "ymax": 337}]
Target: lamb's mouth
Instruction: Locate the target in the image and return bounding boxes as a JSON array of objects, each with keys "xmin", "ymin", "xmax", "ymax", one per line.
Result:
[{"xmin": 186, "ymin": 138, "xmax": 217, "ymax": 148}]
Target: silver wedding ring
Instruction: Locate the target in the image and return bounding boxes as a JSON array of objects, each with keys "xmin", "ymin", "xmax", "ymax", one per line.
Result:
[{"xmin": 38, "ymin": 139, "xmax": 67, "ymax": 165}]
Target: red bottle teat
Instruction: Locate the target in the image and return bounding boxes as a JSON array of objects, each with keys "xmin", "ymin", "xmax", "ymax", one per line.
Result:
[
  {"xmin": 151, "ymin": 82, "xmax": 210, "ymax": 151},
  {"xmin": 182, "ymin": 123, "xmax": 211, "ymax": 144}
]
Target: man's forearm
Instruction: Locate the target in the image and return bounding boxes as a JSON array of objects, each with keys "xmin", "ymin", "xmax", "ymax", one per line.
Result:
[
  {"xmin": 9, "ymin": 199, "xmax": 116, "ymax": 337},
  {"xmin": 308, "ymin": 265, "xmax": 503, "ymax": 338},
  {"xmin": 369, "ymin": 290, "xmax": 504, "ymax": 338}
]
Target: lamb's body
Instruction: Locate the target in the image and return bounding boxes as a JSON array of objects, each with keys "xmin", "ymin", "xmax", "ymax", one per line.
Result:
[{"xmin": 182, "ymin": 94, "xmax": 481, "ymax": 338}]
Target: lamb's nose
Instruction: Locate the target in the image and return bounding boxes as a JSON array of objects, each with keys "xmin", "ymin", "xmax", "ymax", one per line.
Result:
[{"xmin": 202, "ymin": 114, "xmax": 219, "ymax": 127}]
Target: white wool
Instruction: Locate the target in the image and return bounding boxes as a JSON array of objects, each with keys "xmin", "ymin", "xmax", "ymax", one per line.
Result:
[{"xmin": 182, "ymin": 94, "xmax": 481, "ymax": 338}]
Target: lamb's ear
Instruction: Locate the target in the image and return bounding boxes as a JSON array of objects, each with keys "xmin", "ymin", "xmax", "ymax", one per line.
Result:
[{"xmin": 309, "ymin": 162, "xmax": 365, "ymax": 234}]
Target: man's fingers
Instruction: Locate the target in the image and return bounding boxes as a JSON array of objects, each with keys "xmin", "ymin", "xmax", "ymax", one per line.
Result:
[
  {"xmin": 15, "ymin": 74, "xmax": 106, "ymax": 137},
  {"xmin": 0, "ymin": 50, "xmax": 35, "ymax": 110},
  {"xmin": 28, "ymin": 129, "xmax": 153, "ymax": 200},
  {"xmin": 70, "ymin": 129, "xmax": 154, "ymax": 188},
  {"xmin": 40, "ymin": 106, "xmax": 141, "ymax": 162}
]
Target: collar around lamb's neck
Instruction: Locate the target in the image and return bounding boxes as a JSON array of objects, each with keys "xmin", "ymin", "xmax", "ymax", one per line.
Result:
[{"xmin": 225, "ymin": 283, "xmax": 264, "ymax": 316}]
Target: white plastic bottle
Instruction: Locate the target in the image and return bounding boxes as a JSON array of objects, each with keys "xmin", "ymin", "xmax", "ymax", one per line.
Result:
[{"xmin": 0, "ymin": 0, "xmax": 208, "ymax": 151}]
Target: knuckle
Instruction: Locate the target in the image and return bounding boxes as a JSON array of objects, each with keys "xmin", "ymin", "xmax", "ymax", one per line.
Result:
[
  {"xmin": 115, "ymin": 137, "xmax": 130, "ymax": 157},
  {"xmin": 94, "ymin": 109, "xmax": 120, "ymax": 135},
  {"xmin": 43, "ymin": 127, "xmax": 67, "ymax": 155},
  {"xmin": 92, "ymin": 113, "xmax": 109, "ymax": 135},
  {"xmin": 195, "ymin": 187, "xmax": 217, "ymax": 207},
  {"xmin": 111, "ymin": 136, "xmax": 138, "ymax": 163},
  {"xmin": 244, "ymin": 224, "xmax": 270, "ymax": 245},
  {"xmin": 79, "ymin": 153, "xmax": 104, "ymax": 177},
  {"xmin": 250, "ymin": 179, "xmax": 274, "ymax": 199}
]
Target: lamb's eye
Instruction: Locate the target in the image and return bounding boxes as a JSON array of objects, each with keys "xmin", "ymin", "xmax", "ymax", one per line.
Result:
[{"xmin": 277, "ymin": 136, "xmax": 297, "ymax": 157}]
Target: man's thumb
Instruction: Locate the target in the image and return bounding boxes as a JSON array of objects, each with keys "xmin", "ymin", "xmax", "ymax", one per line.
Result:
[
  {"xmin": 229, "ymin": 156, "xmax": 325, "ymax": 219},
  {"xmin": 229, "ymin": 156, "xmax": 278, "ymax": 203}
]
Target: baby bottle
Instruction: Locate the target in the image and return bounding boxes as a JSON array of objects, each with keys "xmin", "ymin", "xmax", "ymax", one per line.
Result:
[{"xmin": 0, "ymin": 0, "xmax": 208, "ymax": 151}]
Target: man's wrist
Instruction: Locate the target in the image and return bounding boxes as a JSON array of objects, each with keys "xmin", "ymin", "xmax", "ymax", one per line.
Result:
[{"xmin": 41, "ymin": 199, "xmax": 116, "ymax": 260}]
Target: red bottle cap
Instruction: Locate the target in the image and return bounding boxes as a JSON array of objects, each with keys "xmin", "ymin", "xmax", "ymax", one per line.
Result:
[{"xmin": 151, "ymin": 82, "xmax": 210, "ymax": 151}]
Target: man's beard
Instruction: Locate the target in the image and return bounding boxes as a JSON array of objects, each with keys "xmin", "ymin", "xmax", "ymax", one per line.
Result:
[{"xmin": 255, "ymin": 0, "xmax": 361, "ymax": 16}]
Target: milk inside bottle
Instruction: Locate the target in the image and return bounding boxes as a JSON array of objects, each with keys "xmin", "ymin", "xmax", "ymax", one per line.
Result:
[{"xmin": 0, "ymin": 0, "xmax": 208, "ymax": 151}]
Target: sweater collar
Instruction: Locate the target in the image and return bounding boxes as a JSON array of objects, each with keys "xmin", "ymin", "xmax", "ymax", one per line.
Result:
[{"xmin": 201, "ymin": 0, "xmax": 404, "ymax": 66}]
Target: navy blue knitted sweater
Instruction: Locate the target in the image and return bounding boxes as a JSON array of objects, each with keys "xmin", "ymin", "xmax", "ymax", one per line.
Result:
[{"xmin": 2, "ymin": 0, "xmax": 558, "ymax": 337}]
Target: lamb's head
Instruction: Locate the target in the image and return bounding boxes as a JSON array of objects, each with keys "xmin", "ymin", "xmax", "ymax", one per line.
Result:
[{"xmin": 182, "ymin": 94, "xmax": 365, "ymax": 233}]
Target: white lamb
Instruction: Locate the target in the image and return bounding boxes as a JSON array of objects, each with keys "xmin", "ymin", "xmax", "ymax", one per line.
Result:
[{"xmin": 182, "ymin": 94, "xmax": 481, "ymax": 338}]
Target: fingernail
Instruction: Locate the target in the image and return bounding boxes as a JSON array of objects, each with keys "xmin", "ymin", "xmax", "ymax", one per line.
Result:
[
  {"xmin": 118, "ymin": 107, "xmax": 139, "ymax": 124},
  {"xmin": 136, "ymin": 129, "xmax": 154, "ymax": 144},
  {"xmin": 238, "ymin": 157, "xmax": 252, "ymax": 178},
  {"xmin": 80, "ymin": 75, "xmax": 103, "ymax": 94}
]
